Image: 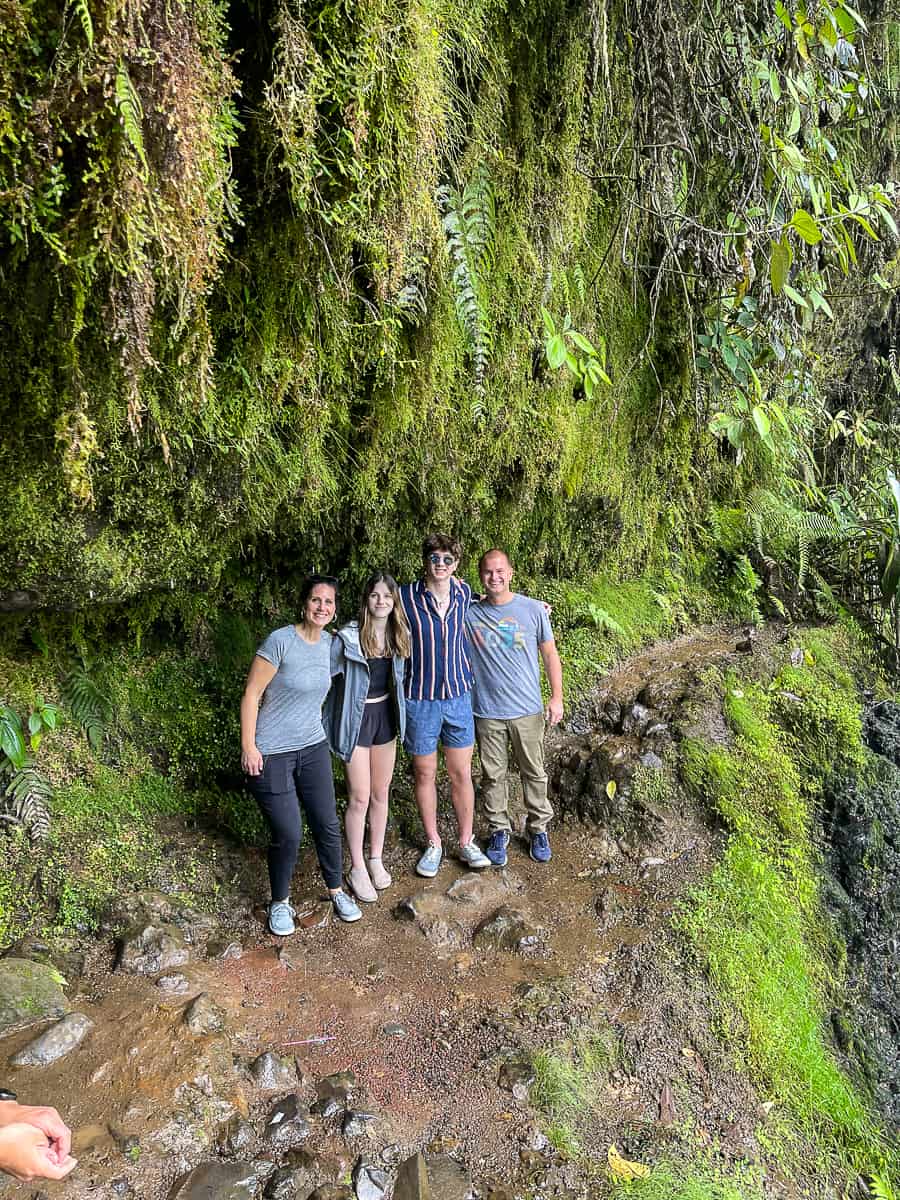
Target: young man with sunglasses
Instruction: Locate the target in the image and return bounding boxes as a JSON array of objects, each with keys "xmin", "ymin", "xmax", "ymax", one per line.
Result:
[{"xmin": 399, "ymin": 534, "xmax": 491, "ymax": 876}]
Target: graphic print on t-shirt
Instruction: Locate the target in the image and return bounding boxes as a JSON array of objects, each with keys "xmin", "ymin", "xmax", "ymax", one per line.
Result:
[{"xmin": 465, "ymin": 595, "xmax": 553, "ymax": 720}]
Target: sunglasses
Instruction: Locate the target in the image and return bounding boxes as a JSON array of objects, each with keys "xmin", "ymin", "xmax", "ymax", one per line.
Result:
[{"xmin": 428, "ymin": 553, "xmax": 455, "ymax": 566}]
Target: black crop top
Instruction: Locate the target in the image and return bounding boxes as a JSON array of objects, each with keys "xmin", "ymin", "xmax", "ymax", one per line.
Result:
[{"xmin": 367, "ymin": 656, "xmax": 391, "ymax": 699}]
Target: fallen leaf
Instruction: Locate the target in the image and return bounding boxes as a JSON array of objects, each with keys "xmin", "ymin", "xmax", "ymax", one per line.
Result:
[
  {"xmin": 607, "ymin": 1144, "xmax": 650, "ymax": 1181},
  {"xmin": 605, "ymin": 779, "xmax": 617, "ymax": 799}
]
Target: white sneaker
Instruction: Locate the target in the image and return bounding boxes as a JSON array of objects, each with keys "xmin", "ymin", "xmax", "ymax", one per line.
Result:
[{"xmin": 458, "ymin": 840, "xmax": 490, "ymax": 869}]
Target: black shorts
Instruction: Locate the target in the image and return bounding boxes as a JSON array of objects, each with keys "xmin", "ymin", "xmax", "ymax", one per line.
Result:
[{"xmin": 357, "ymin": 700, "xmax": 398, "ymax": 748}]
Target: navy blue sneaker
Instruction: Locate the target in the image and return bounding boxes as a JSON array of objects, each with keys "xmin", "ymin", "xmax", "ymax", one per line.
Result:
[
  {"xmin": 486, "ymin": 829, "xmax": 510, "ymax": 867},
  {"xmin": 529, "ymin": 831, "xmax": 552, "ymax": 863}
]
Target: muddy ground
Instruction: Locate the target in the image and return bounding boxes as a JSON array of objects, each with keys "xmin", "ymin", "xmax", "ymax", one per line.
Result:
[{"xmin": 0, "ymin": 626, "xmax": 797, "ymax": 1199}]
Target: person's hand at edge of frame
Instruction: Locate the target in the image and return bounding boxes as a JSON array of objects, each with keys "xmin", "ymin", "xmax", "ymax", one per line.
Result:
[{"xmin": 0, "ymin": 1123, "xmax": 78, "ymax": 1181}]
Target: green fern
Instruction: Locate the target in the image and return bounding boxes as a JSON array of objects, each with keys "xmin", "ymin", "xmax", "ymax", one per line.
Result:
[
  {"xmin": 69, "ymin": 0, "xmax": 93, "ymax": 47},
  {"xmin": 870, "ymin": 1172, "xmax": 896, "ymax": 1200},
  {"xmin": 744, "ymin": 488, "xmax": 839, "ymax": 589},
  {"xmin": 62, "ymin": 657, "xmax": 110, "ymax": 752},
  {"xmin": 0, "ymin": 761, "xmax": 52, "ymax": 841},
  {"xmin": 585, "ymin": 603, "xmax": 626, "ymax": 637},
  {"xmin": 438, "ymin": 164, "xmax": 495, "ymax": 398},
  {"xmin": 115, "ymin": 64, "xmax": 148, "ymax": 177}
]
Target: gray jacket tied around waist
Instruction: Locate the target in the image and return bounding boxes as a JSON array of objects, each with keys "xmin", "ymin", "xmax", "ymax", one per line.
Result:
[{"xmin": 325, "ymin": 622, "xmax": 407, "ymax": 761}]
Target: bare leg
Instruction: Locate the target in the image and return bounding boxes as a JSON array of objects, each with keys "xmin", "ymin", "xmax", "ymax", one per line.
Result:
[
  {"xmin": 444, "ymin": 744, "xmax": 475, "ymax": 846},
  {"xmin": 344, "ymin": 746, "xmax": 372, "ymax": 871},
  {"xmin": 413, "ymin": 751, "xmax": 440, "ymax": 846},
  {"xmin": 367, "ymin": 738, "xmax": 397, "ymax": 859}
]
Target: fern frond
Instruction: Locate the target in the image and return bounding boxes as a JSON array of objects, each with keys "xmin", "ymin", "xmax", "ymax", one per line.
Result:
[
  {"xmin": 69, "ymin": 0, "xmax": 93, "ymax": 47},
  {"xmin": 115, "ymin": 63, "xmax": 148, "ymax": 176},
  {"xmin": 62, "ymin": 658, "xmax": 111, "ymax": 751},
  {"xmin": 1, "ymin": 766, "xmax": 52, "ymax": 841},
  {"xmin": 438, "ymin": 164, "xmax": 496, "ymax": 396}
]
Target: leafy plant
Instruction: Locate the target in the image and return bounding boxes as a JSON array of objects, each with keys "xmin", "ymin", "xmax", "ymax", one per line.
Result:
[
  {"xmin": 541, "ymin": 307, "xmax": 611, "ymax": 399},
  {"xmin": 62, "ymin": 656, "xmax": 111, "ymax": 751},
  {"xmin": 0, "ymin": 703, "xmax": 54, "ymax": 842},
  {"xmin": 438, "ymin": 165, "xmax": 495, "ymax": 396},
  {"xmin": 114, "ymin": 63, "xmax": 148, "ymax": 177}
]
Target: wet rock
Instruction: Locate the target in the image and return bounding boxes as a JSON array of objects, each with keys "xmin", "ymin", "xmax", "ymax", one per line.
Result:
[
  {"xmin": 429, "ymin": 1156, "xmax": 470, "ymax": 1200},
  {"xmin": 106, "ymin": 890, "xmax": 217, "ymax": 948},
  {"xmin": 9, "ymin": 1011, "xmax": 93, "ymax": 1066},
  {"xmin": 217, "ymin": 1116, "xmax": 256, "ymax": 1156},
  {"xmin": 445, "ymin": 874, "xmax": 509, "ymax": 905},
  {"xmin": 382, "ymin": 1023, "xmax": 407, "ymax": 1038},
  {"xmin": 308, "ymin": 1188, "xmax": 353, "ymax": 1200},
  {"xmin": 277, "ymin": 944, "xmax": 303, "ymax": 971},
  {"xmin": 342, "ymin": 1110, "xmax": 378, "ymax": 1138},
  {"xmin": 417, "ymin": 916, "xmax": 466, "ymax": 949},
  {"xmin": 639, "ymin": 750, "xmax": 664, "ymax": 770},
  {"xmin": 250, "ymin": 1052, "xmax": 298, "ymax": 1090},
  {"xmin": 393, "ymin": 1153, "xmax": 470, "ymax": 1200},
  {"xmin": 109, "ymin": 1177, "xmax": 135, "ymax": 1198},
  {"xmin": 473, "ymin": 907, "xmax": 541, "ymax": 953},
  {"xmin": 393, "ymin": 1153, "xmax": 430, "ymax": 1200},
  {"xmin": 117, "ymin": 923, "xmax": 191, "ymax": 976},
  {"xmin": 315, "ymin": 1069, "xmax": 356, "ymax": 1107},
  {"xmin": 264, "ymin": 1167, "xmax": 302, "ymax": 1199},
  {"xmin": 379, "ymin": 1144, "xmax": 407, "ymax": 1167},
  {"xmin": 264, "ymin": 1095, "xmax": 310, "ymax": 1148},
  {"xmin": 353, "ymin": 1159, "xmax": 389, "ymax": 1200},
  {"xmin": 185, "ymin": 993, "xmax": 226, "ymax": 1036},
  {"xmin": 8, "ymin": 936, "xmax": 86, "ymax": 983},
  {"xmin": 603, "ymin": 699, "xmax": 622, "ymax": 730},
  {"xmin": 296, "ymin": 904, "xmax": 331, "ymax": 930},
  {"xmin": 498, "ymin": 1057, "xmax": 535, "ymax": 1092},
  {"xmin": 158, "ymin": 973, "xmax": 191, "ymax": 995},
  {"xmin": 0, "ymin": 958, "xmax": 70, "ymax": 1034},
  {"xmin": 393, "ymin": 890, "xmax": 442, "ymax": 922},
  {"xmin": 167, "ymin": 1161, "xmax": 260, "ymax": 1200},
  {"xmin": 622, "ymin": 703, "xmax": 652, "ymax": 735},
  {"xmin": 207, "ymin": 939, "xmax": 243, "ymax": 961}
]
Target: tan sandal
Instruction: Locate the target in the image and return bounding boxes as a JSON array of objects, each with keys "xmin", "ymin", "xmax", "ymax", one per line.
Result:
[{"xmin": 367, "ymin": 856, "xmax": 392, "ymax": 890}]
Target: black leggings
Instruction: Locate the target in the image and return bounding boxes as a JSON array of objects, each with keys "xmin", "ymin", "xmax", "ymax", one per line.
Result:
[{"xmin": 246, "ymin": 740, "xmax": 342, "ymax": 897}]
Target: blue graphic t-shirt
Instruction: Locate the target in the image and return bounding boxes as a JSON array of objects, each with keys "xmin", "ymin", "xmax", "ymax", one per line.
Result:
[{"xmin": 465, "ymin": 594, "xmax": 554, "ymax": 719}]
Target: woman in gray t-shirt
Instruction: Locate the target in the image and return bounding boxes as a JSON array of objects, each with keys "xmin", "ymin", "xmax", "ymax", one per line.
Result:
[{"xmin": 240, "ymin": 575, "xmax": 362, "ymax": 933}]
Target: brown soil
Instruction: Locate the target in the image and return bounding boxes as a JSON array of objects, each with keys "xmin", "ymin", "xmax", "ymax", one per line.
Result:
[{"xmin": 0, "ymin": 623, "xmax": 787, "ymax": 1199}]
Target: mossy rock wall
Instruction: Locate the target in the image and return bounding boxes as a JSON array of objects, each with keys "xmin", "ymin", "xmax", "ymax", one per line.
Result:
[{"xmin": 1, "ymin": 0, "xmax": 740, "ymax": 609}]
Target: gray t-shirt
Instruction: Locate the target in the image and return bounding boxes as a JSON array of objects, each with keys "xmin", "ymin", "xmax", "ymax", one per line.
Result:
[
  {"xmin": 254, "ymin": 626, "xmax": 333, "ymax": 754},
  {"xmin": 466, "ymin": 595, "xmax": 554, "ymax": 719}
]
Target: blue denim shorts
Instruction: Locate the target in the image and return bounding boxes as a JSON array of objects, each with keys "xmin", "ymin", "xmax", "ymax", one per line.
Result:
[{"xmin": 403, "ymin": 692, "xmax": 475, "ymax": 756}]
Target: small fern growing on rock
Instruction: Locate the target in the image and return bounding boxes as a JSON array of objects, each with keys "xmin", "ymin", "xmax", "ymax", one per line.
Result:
[{"xmin": 438, "ymin": 165, "xmax": 495, "ymax": 400}]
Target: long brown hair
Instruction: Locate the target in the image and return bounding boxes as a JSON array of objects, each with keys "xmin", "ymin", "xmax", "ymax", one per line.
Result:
[{"xmin": 357, "ymin": 572, "xmax": 411, "ymax": 658}]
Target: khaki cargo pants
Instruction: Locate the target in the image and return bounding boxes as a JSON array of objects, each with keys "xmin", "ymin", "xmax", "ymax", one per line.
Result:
[{"xmin": 475, "ymin": 712, "xmax": 554, "ymax": 834}]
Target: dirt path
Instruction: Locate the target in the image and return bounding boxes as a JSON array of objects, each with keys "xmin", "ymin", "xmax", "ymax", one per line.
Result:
[{"xmin": 0, "ymin": 623, "xmax": 776, "ymax": 1199}]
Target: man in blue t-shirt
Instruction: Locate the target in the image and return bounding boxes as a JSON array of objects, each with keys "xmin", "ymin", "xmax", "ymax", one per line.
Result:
[{"xmin": 465, "ymin": 548, "xmax": 564, "ymax": 865}]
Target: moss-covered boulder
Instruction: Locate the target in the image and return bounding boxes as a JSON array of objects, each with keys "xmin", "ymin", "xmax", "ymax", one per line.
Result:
[{"xmin": 0, "ymin": 957, "xmax": 70, "ymax": 1035}]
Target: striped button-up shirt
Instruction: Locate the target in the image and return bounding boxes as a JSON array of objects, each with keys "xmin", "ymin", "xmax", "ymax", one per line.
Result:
[{"xmin": 400, "ymin": 579, "xmax": 474, "ymax": 701}]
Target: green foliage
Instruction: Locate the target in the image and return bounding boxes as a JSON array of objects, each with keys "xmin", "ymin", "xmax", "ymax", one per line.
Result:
[
  {"xmin": 680, "ymin": 637, "xmax": 892, "ymax": 1173},
  {"xmin": 613, "ymin": 1157, "xmax": 764, "ymax": 1200},
  {"xmin": 541, "ymin": 307, "xmax": 611, "ymax": 400},
  {"xmin": 439, "ymin": 164, "xmax": 496, "ymax": 397},
  {"xmin": 530, "ymin": 1030, "xmax": 618, "ymax": 1157},
  {"xmin": 62, "ymin": 656, "xmax": 110, "ymax": 752}
]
